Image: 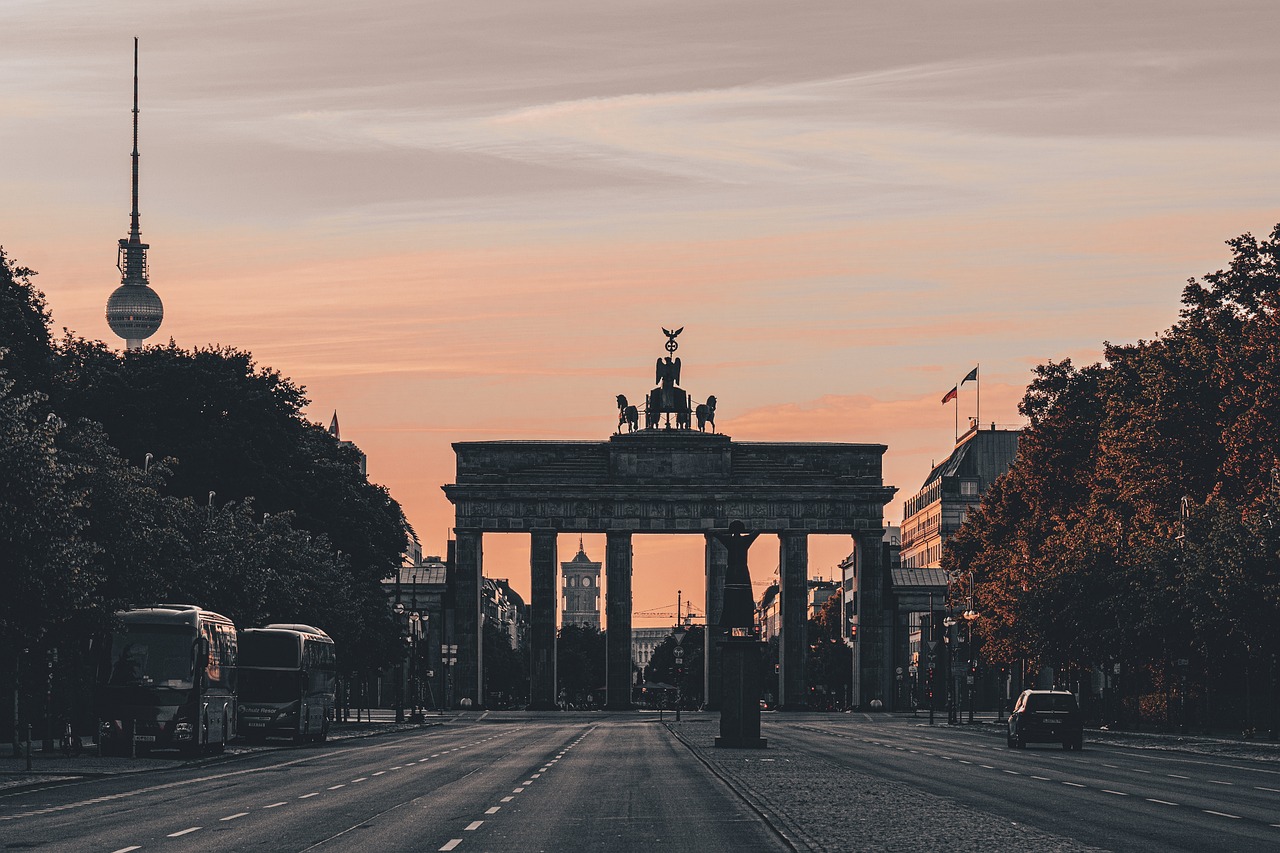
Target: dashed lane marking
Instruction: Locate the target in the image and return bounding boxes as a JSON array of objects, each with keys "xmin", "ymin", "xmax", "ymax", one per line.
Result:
[
  {"xmin": 440, "ymin": 840, "xmax": 463, "ymax": 851},
  {"xmin": 328, "ymin": 784, "xmax": 345, "ymax": 790},
  {"xmin": 299, "ymin": 793, "xmax": 319, "ymax": 799},
  {"xmin": 1258, "ymin": 786, "xmax": 1280, "ymax": 793},
  {"xmin": 373, "ymin": 771, "xmax": 386, "ymax": 776},
  {"xmin": 1101, "ymin": 790, "xmax": 1128, "ymax": 797},
  {"xmin": 1003, "ymin": 770, "xmax": 1020, "ymax": 775},
  {"xmin": 979, "ymin": 765, "xmax": 994, "ymax": 770},
  {"xmin": 352, "ymin": 777, "xmax": 368, "ymax": 783},
  {"xmin": 1204, "ymin": 810, "xmax": 1241, "ymax": 820},
  {"xmin": 1062, "ymin": 782, "xmax": 1086, "ymax": 788},
  {"xmin": 168, "ymin": 827, "xmax": 202, "ymax": 837},
  {"xmin": 512, "ymin": 787, "xmax": 525, "ymax": 793},
  {"xmin": 486, "ymin": 807, "xmax": 500, "ymax": 815},
  {"xmin": 1147, "ymin": 799, "xmax": 1179, "ymax": 806},
  {"xmin": 1209, "ymin": 780, "xmax": 1233, "ymax": 785},
  {"xmin": 1168, "ymin": 774, "xmax": 1189, "ymax": 779},
  {"xmin": 265, "ymin": 802, "xmax": 287, "ymax": 809},
  {"xmin": 110, "ymin": 847, "xmax": 141, "ymax": 853},
  {"xmin": 221, "ymin": 812, "xmax": 249, "ymax": 821},
  {"xmin": 1031, "ymin": 776, "xmax": 1051, "ymax": 781},
  {"xmin": 465, "ymin": 821, "xmax": 484, "ymax": 831}
]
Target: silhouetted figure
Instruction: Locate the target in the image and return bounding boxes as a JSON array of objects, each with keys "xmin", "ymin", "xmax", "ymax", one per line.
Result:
[{"xmin": 714, "ymin": 521, "xmax": 760, "ymax": 632}]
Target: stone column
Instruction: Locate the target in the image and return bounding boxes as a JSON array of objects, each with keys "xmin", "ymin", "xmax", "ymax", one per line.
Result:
[
  {"xmin": 453, "ymin": 529, "xmax": 483, "ymax": 709},
  {"xmin": 704, "ymin": 534, "xmax": 728, "ymax": 711},
  {"xmin": 604, "ymin": 530, "xmax": 634, "ymax": 710},
  {"xmin": 527, "ymin": 529, "xmax": 558, "ymax": 710},
  {"xmin": 854, "ymin": 530, "xmax": 889, "ymax": 708},
  {"xmin": 779, "ymin": 530, "xmax": 809, "ymax": 710}
]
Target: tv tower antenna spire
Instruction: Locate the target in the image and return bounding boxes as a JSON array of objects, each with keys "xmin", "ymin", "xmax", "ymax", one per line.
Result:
[{"xmin": 105, "ymin": 36, "xmax": 164, "ymax": 350}]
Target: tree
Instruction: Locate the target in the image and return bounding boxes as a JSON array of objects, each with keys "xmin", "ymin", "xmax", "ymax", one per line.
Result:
[
  {"xmin": 947, "ymin": 223, "xmax": 1280, "ymax": 731},
  {"xmin": 557, "ymin": 625, "xmax": 605, "ymax": 707},
  {"xmin": 642, "ymin": 626, "xmax": 704, "ymax": 708}
]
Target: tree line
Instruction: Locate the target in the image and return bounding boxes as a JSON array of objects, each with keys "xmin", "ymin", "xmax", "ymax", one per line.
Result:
[
  {"xmin": 1, "ymin": 249, "xmax": 409, "ymax": 748},
  {"xmin": 948, "ymin": 224, "xmax": 1280, "ymax": 734}
]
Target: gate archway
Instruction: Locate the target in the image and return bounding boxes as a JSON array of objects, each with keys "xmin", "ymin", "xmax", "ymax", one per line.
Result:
[{"xmin": 443, "ymin": 430, "xmax": 897, "ymax": 710}]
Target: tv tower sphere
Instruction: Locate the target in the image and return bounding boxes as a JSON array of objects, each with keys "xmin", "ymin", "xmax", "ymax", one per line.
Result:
[{"xmin": 106, "ymin": 37, "xmax": 164, "ymax": 350}]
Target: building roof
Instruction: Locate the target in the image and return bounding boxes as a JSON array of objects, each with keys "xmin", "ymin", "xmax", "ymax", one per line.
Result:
[
  {"xmin": 385, "ymin": 563, "xmax": 448, "ymax": 586},
  {"xmin": 919, "ymin": 427, "xmax": 1020, "ymax": 490},
  {"xmin": 890, "ymin": 567, "xmax": 949, "ymax": 591}
]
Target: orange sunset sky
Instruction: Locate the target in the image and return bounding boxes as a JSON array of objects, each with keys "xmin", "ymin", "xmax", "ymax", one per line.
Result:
[{"xmin": 4, "ymin": 1, "xmax": 1279, "ymax": 625}]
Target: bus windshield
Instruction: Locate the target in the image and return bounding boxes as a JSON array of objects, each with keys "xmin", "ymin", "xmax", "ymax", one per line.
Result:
[
  {"xmin": 238, "ymin": 668, "xmax": 300, "ymax": 703},
  {"xmin": 108, "ymin": 625, "xmax": 195, "ymax": 688},
  {"xmin": 239, "ymin": 633, "xmax": 301, "ymax": 668}
]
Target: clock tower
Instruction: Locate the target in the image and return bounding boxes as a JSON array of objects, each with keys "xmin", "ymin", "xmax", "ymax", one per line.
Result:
[{"xmin": 561, "ymin": 538, "xmax": 601, "ymax": 630}]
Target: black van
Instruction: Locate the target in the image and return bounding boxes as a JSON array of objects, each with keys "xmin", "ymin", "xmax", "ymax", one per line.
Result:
[{"xmin": 1007, "ymin": 689, "xmax": 1084, "ymax": 750}]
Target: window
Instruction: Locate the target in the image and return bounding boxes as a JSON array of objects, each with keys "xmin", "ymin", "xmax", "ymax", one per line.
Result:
[{"xmin": 960, "ymin": 479, "xmax": 979, "ymax": 497}]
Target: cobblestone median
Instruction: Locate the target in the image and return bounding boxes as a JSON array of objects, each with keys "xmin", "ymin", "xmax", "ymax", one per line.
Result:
[{"xmin": 668, "ymin": 721, "xmax": 1101, "ymax": 853}]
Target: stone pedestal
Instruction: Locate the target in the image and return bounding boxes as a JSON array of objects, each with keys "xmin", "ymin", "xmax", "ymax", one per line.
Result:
[{"xmin": 715, "ymin": 638, "xmax": 768, "ymax": 749}]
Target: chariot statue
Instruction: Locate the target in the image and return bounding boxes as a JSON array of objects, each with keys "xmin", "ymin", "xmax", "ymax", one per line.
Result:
[{"xmin": 615, "ymin": 327, "xmax": 717, "ymax": 434}]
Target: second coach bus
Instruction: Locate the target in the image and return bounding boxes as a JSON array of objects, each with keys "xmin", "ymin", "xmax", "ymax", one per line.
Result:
[{"xmin": 237, "ymin": 624, "xmax": 336, "ymax": 743}]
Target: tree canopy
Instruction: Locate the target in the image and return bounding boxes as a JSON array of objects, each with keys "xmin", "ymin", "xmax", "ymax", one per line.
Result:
[{"xmin": 946, "ymin": 224, "xmax": 1280, "ymax": 727}]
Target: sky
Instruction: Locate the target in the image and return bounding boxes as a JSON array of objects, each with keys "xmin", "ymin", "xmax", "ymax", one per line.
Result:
[{"xmin": 4, "ymin": 1, "xmax": 1279, "ymax": 625}]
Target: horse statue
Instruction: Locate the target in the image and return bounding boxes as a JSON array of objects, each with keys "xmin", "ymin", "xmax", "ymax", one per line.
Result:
[
  {"xmin": 696, "ymin": 395, "xmax": 717, "ymax": 433},
  {"xmin": 616, "ymin": 394, "xmax": 639, "ymax": 433}
]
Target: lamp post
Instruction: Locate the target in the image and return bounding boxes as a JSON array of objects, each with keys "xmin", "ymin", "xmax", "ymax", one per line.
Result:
[
  {"xmin": 672, "ymin": 625, "xmax": 688, "ymax": 722},
  {"xmin": 392, "ymin": 602, "xmax": 406, "ymax": 723},
  {"xmin": 943, "ymin": 614, "xmax": 957, "ymax": 724}
]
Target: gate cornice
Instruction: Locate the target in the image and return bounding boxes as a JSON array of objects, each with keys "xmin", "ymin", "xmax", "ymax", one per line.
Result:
[{"xmin": 443, "ymin": 435, "xmax": 897, "ymax": 534}]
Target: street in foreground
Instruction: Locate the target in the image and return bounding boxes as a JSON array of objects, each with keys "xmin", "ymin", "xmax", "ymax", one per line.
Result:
[{"xmin": 2, "ymin": 714, "xmax": 1279, "ymax": 852}]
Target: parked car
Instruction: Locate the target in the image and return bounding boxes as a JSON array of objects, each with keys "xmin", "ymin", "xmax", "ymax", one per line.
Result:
[{"xmin": 1007, "ymin": 689, "xmax": 1084, "ymax": 750}]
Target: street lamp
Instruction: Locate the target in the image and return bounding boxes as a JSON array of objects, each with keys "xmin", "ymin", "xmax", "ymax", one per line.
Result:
[
  {"xmin": 393, "ymin": 602, "xmax": 407, "ymax": 723},
  {"xmin": 942, "ymin": 614, "xmax": 957, "ymax": 724}
]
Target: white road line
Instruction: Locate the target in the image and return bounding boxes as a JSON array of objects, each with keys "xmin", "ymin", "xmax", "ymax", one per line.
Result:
[
  {"xmin": 1132, "ymin": 769, "xmax": 1151, "ymax": 774},
  {"xmin": 1257, "ymin": 786, "xmax": 1280, "ymax": 793},
  {"xmin": 1168, "ymin": 774, "xmax": 1189, "ymax": 779},
  {"xmin": 221, "ymin": 812, "xmax": 249, "ymax": 821},
  {"xmin": 299, "ymin": 792, "xmax": 319, "ymax": 798},
  {"xmin": 328, "ymin": 784, "xmax": 345, "ymax": 790},
  {"xmin": 373, "ymin": 771, "xmax": 386, "ymax": 776},
  {"xmin": 531, "ymin": 773, "xmax": 542, "ymax": 778},
  {"xmin": 501, "ymin": 796, "xmax": 514, "ymax": 803},
  {"xmin": 352, "ymin": 778, "xmax": 368, "ymax": 783},
  {"xmin": 522, "ymin": 780, "xmax": 534, "ymax": 785},
  {"xmin": 265, "ymin": 802, "xmax": 287, "ymax": 809},
  {"xmin": 168, "ymin": 827, "xmax": 202, "ymax": 837},
  {"xmin": 1103, "ymin": 764, "xmax": 1118, "ymax": 768},
  {"xmin": 512, "ymin": 787, "xmax": 525, "ymax": 793},
  {"xmin": 111, "ymin": 847, "xmax": 142, "ymax": 852},
  {"xmin": 979, "ymin": 764, "xmax": 994, "ymax": 769},
  {"xmin": 440, "ymin": 840, "xmax": 463, "ymax": 851},
  {"xmin": 1003, "ymin": 770, "xmax": 1020, "ymax": 775},
  {"xmin": 1209, "ymin": 780, "xmax": 1233, "ymax": 785},
  {"xmin": 1204, "ymin": 810, "xmax": 1241, "ymax": 819},
  {"xmin": 1147, "ymin": 798, "xmax": 1179, "ymax": 806},
  {"xmin": 391, "ymin": 766, "xmax": 403, "ymax": 770},
  {"xmin": 465, "ymin": 821, "xmax": 484, "ymax": 831},
  {"xmin": 1031, "ymin": 776, "xmax": 1051, "ymax": 781},
  {"xmin": 419, "ymin": 758, "xmax": 430, "ymax": 763},
  {"xmin": 1062, "ymin": 782, "xmax": 1086, "ymax": 788},
  {"xmin": 1101, "ymin": 790, "xmax": 1128, "ymax": 796},
  {"xmin": 486, "ymin": 807, "xmax": 500, "ymax": 815}
]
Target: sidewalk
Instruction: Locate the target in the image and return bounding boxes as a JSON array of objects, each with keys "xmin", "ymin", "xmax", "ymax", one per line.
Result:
[{"xmin": 0, "ymin": 717, "xmax": 452, "ymax": 793}]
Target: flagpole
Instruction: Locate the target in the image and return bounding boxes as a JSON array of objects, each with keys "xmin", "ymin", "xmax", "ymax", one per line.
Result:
[
  {"xmin": 954, "ymin": 389, "xmax": 959, "ymax": 443},
  {"xmin": 976, "ymin": 362, "xmax": 981, "ymax": 430}
]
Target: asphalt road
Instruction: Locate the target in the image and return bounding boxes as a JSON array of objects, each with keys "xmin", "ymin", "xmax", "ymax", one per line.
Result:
[
  {"xmin": 0, "ymin": 717, "xmax": 785, "ymax": 853},
  {"xmin": 771, "ymin": 715, "xmax": 1280, "ymax": 852}
]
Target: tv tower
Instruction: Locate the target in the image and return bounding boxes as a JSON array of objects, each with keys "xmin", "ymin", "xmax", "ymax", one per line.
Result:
[{"xmin": 105, "ymin": 37, "xmax": 164, "ymax": 350}]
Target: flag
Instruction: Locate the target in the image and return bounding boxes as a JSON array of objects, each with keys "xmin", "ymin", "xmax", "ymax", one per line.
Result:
[
  {"xmin": 941, "ymin": 386, "xmax": 957, "ymax": 405},
  {"xmin": 962, "ymin": 366, "xmax": 978, "ymax": 384}
]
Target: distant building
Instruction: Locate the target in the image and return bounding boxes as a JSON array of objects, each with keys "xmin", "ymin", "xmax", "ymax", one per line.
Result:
[
  {"xmin": 328, "ymin": 411, "xmax": 367, "ymax": 475},
  {"xmin": 632, "ymin": 627, "xmax": 672, "ymax": 677},
  {"xmin": 382, "ymin": 555, "xmax": 448, "ymax": 711},
  {"xmin": 484, "ymin": 578, "xmax": 527, "ymax": 651},
  {"xmin": 896, "ymin": 422, "xmax": 1020, "ymax": 711},
  {"xmin": 560, "ymin": 539, "xmax": 601, "ymax": 630},
  {"xmin": 900, "ymin": 423, "xmax": 1019, "ymax": 569}
]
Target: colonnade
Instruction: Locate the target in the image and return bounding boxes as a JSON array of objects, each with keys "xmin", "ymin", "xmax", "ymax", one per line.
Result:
[{"xmin": 450, "ymin": 527, "xmax": 889, "ymax": 711}]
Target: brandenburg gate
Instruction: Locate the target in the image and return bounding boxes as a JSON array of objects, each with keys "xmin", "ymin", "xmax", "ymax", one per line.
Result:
[{"xmin": 442, "ymin": 331, "xmax": 897, "ymax": 711}]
